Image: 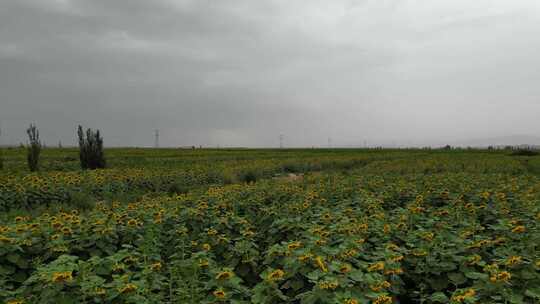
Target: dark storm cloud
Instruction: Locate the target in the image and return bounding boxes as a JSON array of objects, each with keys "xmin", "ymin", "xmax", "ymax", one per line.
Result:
[{"xmin": 1, "ymin": 0, "xmax": 540, "ymax": 147}]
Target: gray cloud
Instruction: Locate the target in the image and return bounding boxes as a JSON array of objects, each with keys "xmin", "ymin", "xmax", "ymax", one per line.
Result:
[{"xmin": 1, "ymin": 0, "xmax": 540, "ymax": 147}]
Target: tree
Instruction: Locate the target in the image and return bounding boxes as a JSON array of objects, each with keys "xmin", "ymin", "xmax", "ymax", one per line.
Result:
[
  {"xmin": 26, "ymin": 123, "xmax": 42, "ymax": 172},
  {"xmin": 77, "ymin": 125, "xmax": 106, "ymax": 169}
]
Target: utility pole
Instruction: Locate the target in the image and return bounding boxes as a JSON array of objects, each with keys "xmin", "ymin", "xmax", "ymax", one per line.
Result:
[
  {"xmin": 0, "ymin": 127, "xmax": 3, "ymax": 169},
  {"xmin": 154, "ymin": 129, "xmax": 159, "ymax": 148},
  {"xmin": 279, "ymin": 134, "xmax": 284, "ymax": 149},
  {"xmin": 328, "ymin": 137, "xmax": 332, "ymax": 148}
]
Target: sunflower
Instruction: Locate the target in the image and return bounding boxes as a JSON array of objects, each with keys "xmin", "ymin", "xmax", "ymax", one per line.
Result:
[
  {"xmin": 51, "ymin": 271, "xmax": 73, "ymax": 283},
  {"xmin": 213, "ymin": 289, "xmax": 226, "ymax": 299},
  {"xmin": 390, "ymin": 255, "xmax": 404, "ymax": 263},
  {"xmin": 466, "ymin": 255, "xmax": 481, "ymax": 266},
  {"xmin": 298, "ymin": 254, "xmax": 312, "ymax": 262},
  {"xmin": 368, "ymin": 261, "xmax": 385, "ymax": 272},
  {"xmin": 505, "ymin": 256, "xmax": 522, "ymax": 266},
  {"xmin": 422, "ymin": 232, "xmax": 434, "ymax": 241},
  {"xmin": 339, "ymin": 264, "xmax": 352, "ymax": 274},
  {"xmin": 497, "ymin": 271, "xmax": 511, "ymax": 282},
  {"xmin": 385, "ymin": 243, "xmax": 398, "ymax": 250},
  {"xmin": 384, "ymin": 267, "xmax": 403, "ymax": 275},
  {"xmin": 315, "ymin": 256, "xmax": 328, "ymax": 272},
  {"xmin": 61, "ymin": 227, "xmax": 72, "ymax": 236},
  {"xmin": 370, "ymin": 280, "xmax": 391, "ymax": 292},
  {"xmin": 315, "ymin": 239, "xmax": 327, "ymax": 246},
  {"xmin": 215, "ymin": 270, "xmax": 234, "ymax": 280},
  {"xmin": 490, "ymin": 271, "xmax": 511, "ymax": 283},
  {"xmin": 319, "ymin": 280, "xmax": 338, "ymax": 290},
  {"xmin": 198, "ymin": 259, "xmax": 209, "ymax": 267},
  {"xmin": 373, "ymin": 295, "xmax": 393, "ymax": 304},
  {"xmin": 451, "ymin": 288, "xmax": 476, "ymax": 303},
  {"xmin": 287, "ymin": 241, "xmax": 302, "ymax": 251},
  {"xmin": 0, "ymin": 235, "xmax": 13, "ymax": 244},
  {"xmin": 119, "ymin": 283, "xmax": 137, "ymax": 294},
  {"xmin": 94, "ymin": 288, "xmax": 106, "ymax": 296},
  {"xmin": 267, "ymin": 269, "xmax": 285, "ymax": 281},
  {"xmin": 511, "ymin": 225, "xmax": 525, "ymax": 233}
]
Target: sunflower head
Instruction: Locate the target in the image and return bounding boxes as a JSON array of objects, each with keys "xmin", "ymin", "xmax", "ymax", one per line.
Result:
[
  {"xmin": 215, "ymin": 270, "xmax": 234, "ymax": 280},
  {"xmin": 213, "ymin": 289, "xmax": 226, "ymax": 299},
  {"xmin": 267, "ymin": 269, "xmax": 285, "ymax": 281}
]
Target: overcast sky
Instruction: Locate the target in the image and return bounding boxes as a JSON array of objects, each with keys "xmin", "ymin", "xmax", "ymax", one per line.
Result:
[{"xmin": 1, "ymin": 0, "xmax": 540, "ymax": 147}]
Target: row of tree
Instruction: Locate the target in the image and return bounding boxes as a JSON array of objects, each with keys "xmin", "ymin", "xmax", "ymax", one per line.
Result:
[{"xmin": 0, "ymin": 125, "xmax": 106, "ymax": 172}]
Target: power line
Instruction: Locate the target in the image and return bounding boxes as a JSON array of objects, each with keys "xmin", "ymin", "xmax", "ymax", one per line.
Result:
[{"xmin": 154, "ymin": 129, "xmax": 159, "ymax": 148}]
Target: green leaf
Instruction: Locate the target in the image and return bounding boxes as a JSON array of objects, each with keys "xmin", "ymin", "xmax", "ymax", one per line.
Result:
[
  {"xmin": 0, "ymin": 264, "xmax": 16, "ymax": 275},
  {"xmin": 430, "ymin": 292, "xmax": 449, "ymax": 303},
  {"xmin": 13, "ymin": 271, "xmax": 27, "ymax": 283},
  {"xmin": 520, "ymin": 269, "xmax": 536, "ymax": 280},
  {"xmin": 96, "ymin": 264, "xmax": 111, "ymax": 276},
  {"xmin": 6, "ymin": 253, "xmax": 20, "ymax": 265},
  {"xmin": 464, "ymin": 272, "xmax": 488, "ymax": 280},
  {"xmin": 525, "ymin": 287, "xmax": 540, "ymax": 299},
  {"xmin": 290, "ymin": 279, "xmax": 304, "ymax": 291},
  {"xmin": 305, "ymin": 270, "xmax": 321, "ymax": 281},
  {"xmin": 429, "ymin": 277, "xmax": 449, "ymax": 291},
  {"xmin": 448, "ymin": 272, "xmax": 467, "ymax": 285},
  {"xmin": 509, "ymin": 293, "xmax": 524, "ymax": 304},
  {"xmin": 348, "ymin": 270, "xmax": 364, "ymax": 282},
  {"xmin": 438, "ymin": 262, "xmax": 457, "ymax": 271},
  {"xmin": 299, "ymin": 292, "xmax": 319, "ymax": 304}
]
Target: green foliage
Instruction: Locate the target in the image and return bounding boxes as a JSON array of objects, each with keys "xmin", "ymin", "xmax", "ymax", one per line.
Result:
[
  {"xmin": 78, "ymin": 125, "xmax": 106, "ymax": 170},
  {"xmin": 0, "ymin": 149, "xmax": 539, "ymax": 303},
  {"xmin": 511, "ymin": 149, "xmax": 539, "ymax": 156},
  {"xmin": 67, "ymin": 190, "xmax": 95, "ymax": 210},
  {"xmin": 236, "ymin": 169, "xmax": 258, "ymax": 183},
  {"xmin": 26, "ymin": 123, "xmax": 41, "ymax": 172}
]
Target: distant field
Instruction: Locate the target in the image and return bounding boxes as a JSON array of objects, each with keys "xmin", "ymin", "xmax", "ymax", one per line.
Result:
[{"xmin": 0, "ymin": 148, "xmax": 539, "ymax": 303}]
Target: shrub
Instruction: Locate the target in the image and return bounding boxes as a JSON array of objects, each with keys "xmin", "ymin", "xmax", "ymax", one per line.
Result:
[
  {"xmin": 237, "ymin": 169, "xmax": 258, "ymax": 183},
  {"xmin": 511, "ymin": 149, "xmax": 538, "ymax": 156},
  {"xmin": 26, "ymin": 123, "xmax": 41, "ymax": 172},
  {"xmin": 281, "ymin": 161, "xmax": 306, "ymax": 173},
  {"xmin": 67, "ymin": 190, "xmax": 95, "ymax": 210},
  {"xmin": 167, "ymin": 182, "xmax": 190, "ymax": 195},
  {"xmin": 221, "ymin": 171, "xmax": 236, "ymax": 184},
  {"xmin": 77, "ymin": 125, "xmax": 106, "ymax": 170}
]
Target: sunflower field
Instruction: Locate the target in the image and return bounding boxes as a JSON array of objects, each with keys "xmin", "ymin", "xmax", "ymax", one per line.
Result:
[{"xmin": 0, "ymin": 148, "xmax": 539, "ymax": 303}]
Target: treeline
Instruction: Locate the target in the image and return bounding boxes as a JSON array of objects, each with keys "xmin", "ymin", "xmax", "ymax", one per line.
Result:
[{"xmin": 0, "ymin": 124, "xmax": 106, "ymax": 172}]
